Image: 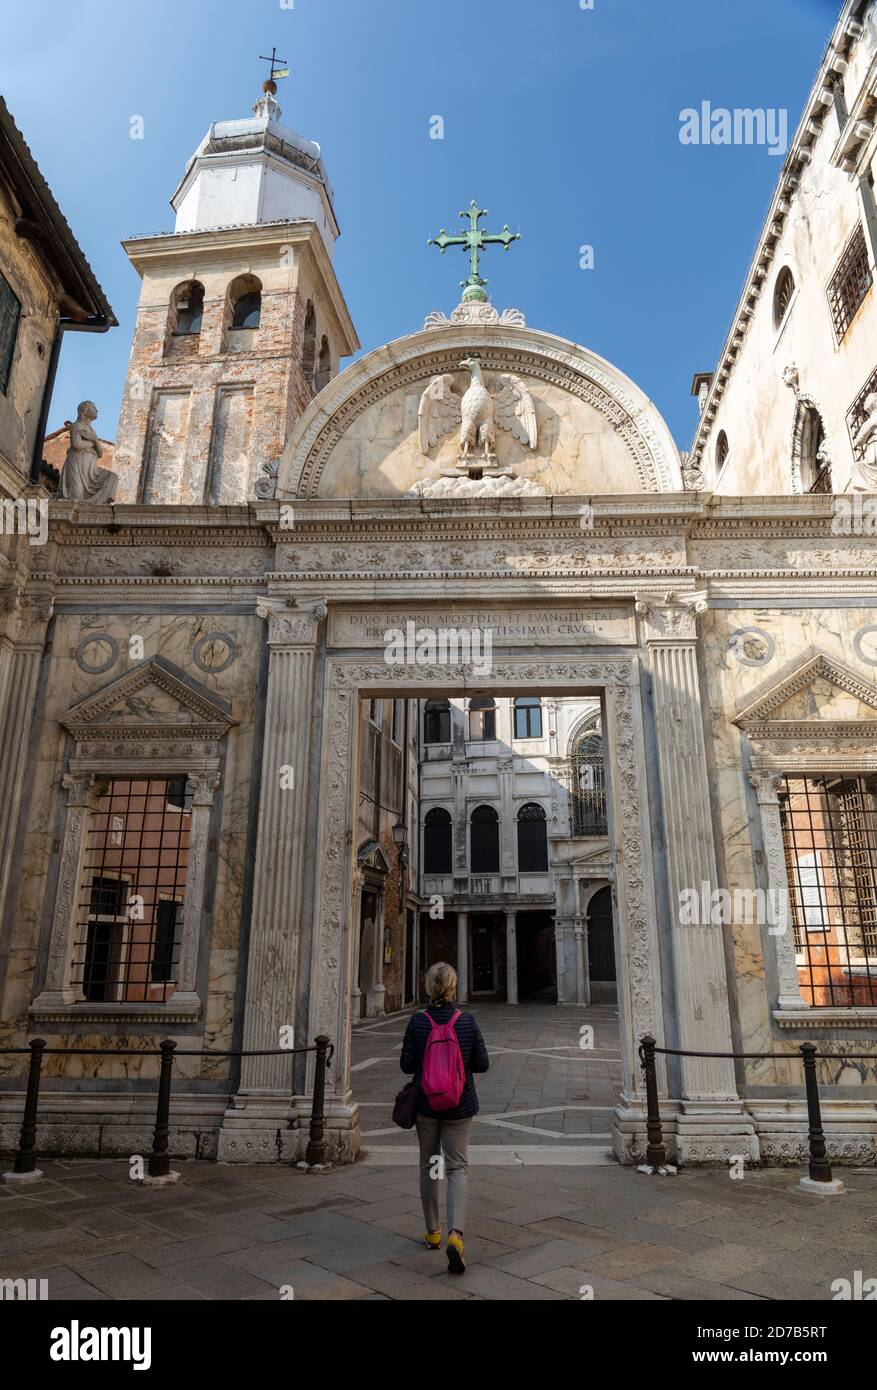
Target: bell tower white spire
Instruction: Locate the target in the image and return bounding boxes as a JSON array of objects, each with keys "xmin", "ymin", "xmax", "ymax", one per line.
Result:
[
  {"xmin": 112, "ymin": 57, "xmax": 358, "ymax": 506},
  {"xmin": 170, "ymin": 57, "xmax": 339, "ymax": 257}
]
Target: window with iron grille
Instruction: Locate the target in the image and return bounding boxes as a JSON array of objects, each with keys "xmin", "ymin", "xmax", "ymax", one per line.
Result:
[
  {"xmin": 72, "ymin": 778, "xmax": 191, "ymax": 1004},
  {"xmin": 827, "ymin": 226, "xmax": 872, "ymax": 342},
  {"xmin": 778, "ymin": 774, "xmax": 877, "ymax": 1007},
  {"xmin": 0, "ymin": 270, "xmax": 21, "ymax": 396},
  {"xmin": 847, "ymin": 364, "xmax": 877, "ymax": 460},
  {"xmin": 570, "ymin": 732, "xmax": 608, "ymax": 835},
  {"xmin": 773, "ymin": 266, "xmax": 796, "ymax": 329}
]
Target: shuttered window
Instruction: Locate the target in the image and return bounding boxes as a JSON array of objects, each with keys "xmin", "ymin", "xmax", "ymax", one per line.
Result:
[{"xmin": 0, "ymin": 270, "xmax": 21, "ymax": 396}]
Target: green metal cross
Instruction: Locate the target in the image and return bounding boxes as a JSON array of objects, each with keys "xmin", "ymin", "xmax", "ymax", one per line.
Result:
[{"xmin": 428, "ymin": 200, "xmax": 521, "ymax": 303}]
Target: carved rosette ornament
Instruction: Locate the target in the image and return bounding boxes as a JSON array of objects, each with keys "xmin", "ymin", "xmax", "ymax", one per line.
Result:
[{"xmin": 424, "ymin": 302, "xmax": 527, "ymax": 329}]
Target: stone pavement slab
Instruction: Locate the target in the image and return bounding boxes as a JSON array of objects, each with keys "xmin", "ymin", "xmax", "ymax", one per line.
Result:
[{"xmin": 0, "ymin": 1001, "xmax": 875, "ymax": 1301}]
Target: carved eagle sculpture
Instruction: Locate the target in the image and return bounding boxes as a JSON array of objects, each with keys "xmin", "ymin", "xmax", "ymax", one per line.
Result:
[{"xmin": 418, "ymin": 356, "xmax": 537, "ymax": 462}]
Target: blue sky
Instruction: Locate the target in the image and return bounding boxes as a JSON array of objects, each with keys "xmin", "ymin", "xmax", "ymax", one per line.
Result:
[{"xmin": 4, "ymin": 0, "xmax": 842, "ymax": 448}]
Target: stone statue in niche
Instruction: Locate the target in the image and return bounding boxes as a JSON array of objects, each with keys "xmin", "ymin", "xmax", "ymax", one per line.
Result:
[
  {"xmin": 851, "ymin": 392, "xmax": 877, "ymax": 490},
  {"xmin": 57, "ymin": 401, "xmax": 118, "ymax": 503}
]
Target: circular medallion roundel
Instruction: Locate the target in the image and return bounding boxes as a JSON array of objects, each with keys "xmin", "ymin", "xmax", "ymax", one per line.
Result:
[
  {"xmin": 192, "ymin": 633, "xmax": 237, "ymax": 674},
  {"xmin": 728, "ymin": 628, "xmax": 775, "ymax": 667},
  {"xmin": 853, "ymin": 625, "xmax": 877, "ymax": 667},
  {"xmin": 75, "ymin": 634, "xmax": 119, "ymax": 674}
]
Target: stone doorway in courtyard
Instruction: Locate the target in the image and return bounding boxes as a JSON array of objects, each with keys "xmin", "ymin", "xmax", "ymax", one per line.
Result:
[{"xmin": 351, "ymin": 685, "xmax": 616, "ymax": 1014}]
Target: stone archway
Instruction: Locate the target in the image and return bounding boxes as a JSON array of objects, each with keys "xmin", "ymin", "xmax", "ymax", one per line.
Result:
[{"xmin": 303, "ymin": 651, "xmax": 665, "ymax": 1159}]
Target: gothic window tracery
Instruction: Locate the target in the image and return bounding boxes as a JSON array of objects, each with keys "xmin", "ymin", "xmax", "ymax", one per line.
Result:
[{"xmin": 570, "ymin": 731, "xmax": 607, "ymax": 835}]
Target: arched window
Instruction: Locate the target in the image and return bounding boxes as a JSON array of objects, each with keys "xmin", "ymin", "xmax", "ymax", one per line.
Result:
[
  {"xmin": 302, "ymin": 300, "xmax": 316, "ymax": 381},
  {"xmin": 517, "ymin": 803, "xmax": 548, "ymax": 872},
  {"xmin": 513, "ymin": 696, "xmax": 542, "ymax": 740},
  {"xmin": 424, "ymin": 699, "xmax": 451, "ymax": 745},
  {"xmin": 570, "ymin": 731, "xmax": 607, "ymax": 835},
  {"xmin": 228, "ymin": 275, "xmax": 262, "ymax": 330},
  {"xmin": 715, "ymin": 430, "xmax": 730, "ymax": 473},
  {"xmin": 170, "ymin": 280, "xmax": 204, "ymax": 336},
  {"xmin": 315, "ymin": 335, "xmax": 332, "ymax": 392},
  {"xmin": 773, "ymin": 266, "xmax": 796, "ymax": 329},
  {"xmin": 468, "ymin": 697, "xmax": 496, "ymax": 740},
  {"xmin": 470, "ymin": 805, "xmax": 500, "ymax": 873},
  {"xmin": 424, "ymin": 807, "xmax": 452, "ymax": 874}
]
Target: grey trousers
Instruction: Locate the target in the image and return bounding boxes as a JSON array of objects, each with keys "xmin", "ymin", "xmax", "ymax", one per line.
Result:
[{"xmin": 415, "ymin": 1115, "xmax": 472, "ymax": 1235}]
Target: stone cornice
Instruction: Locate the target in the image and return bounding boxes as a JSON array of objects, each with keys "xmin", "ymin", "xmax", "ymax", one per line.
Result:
[{"xmin": 689, "ymin": 0, "xmax": 869, "ymax": 467}]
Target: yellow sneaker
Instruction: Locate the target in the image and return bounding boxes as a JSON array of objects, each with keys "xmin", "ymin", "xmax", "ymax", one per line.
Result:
[
  {"xmin": 425, "ymin": 1229, "xmax": 442, "ymax": 1250},
  {"xmin": 446, "ymin": 1231, "xmax": 465, "ymax": 1273}
]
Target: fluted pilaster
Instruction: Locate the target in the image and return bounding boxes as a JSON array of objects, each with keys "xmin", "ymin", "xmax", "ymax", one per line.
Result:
[{"xmin": 239, "ymin": 600, "xmax": 325, "ymax": 1093}]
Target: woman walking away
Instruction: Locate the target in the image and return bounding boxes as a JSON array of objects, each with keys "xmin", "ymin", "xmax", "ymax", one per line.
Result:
[{"xmin": 400, "ymin": 961, "xmax": 489, "ymax": 1274}]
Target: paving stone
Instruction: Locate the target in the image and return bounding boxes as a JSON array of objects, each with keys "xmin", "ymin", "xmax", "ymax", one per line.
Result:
[
  {"xmin": 630, "ymin": 1268, "xmax": 767, "ymax": 1300},
  {"xmin": 67, "ymin": 1252, "xmax": 172, "ymax": 1298},
  {"xmin": 134, "ymin": 1229, "xmax": 258, "ymax": 1266},
  {"xmin": 223, "ymin": 1234, "xmax": 339, "ymax": 1272},
  {"xmin": 579, "ymin": 1241, "xmax": 683, "ymax": 1279},
  {"xmin": 489, "ymin": 1237, "xmax": 604, "ymax": 1277},
  {"xmin": 488, "ymin": 1196, "xmax": 590, "ymax": 1225},
  {"xmin": 230, "ymin": 1257, "xmax": 372, "ymax": 1300},
  {"xmin": 0, "ymin": 1207, "xmax": 66, "ymax": 1235},
  {"xmin": 440, "ymin": 1263, "xmax": 563, "ymax": 1300},
  {"xmin": 534, "ymin": 1266, "xmax": 669, "ymax": 1299},
  {"xmin": 303, "ymin": 1233, "xmax": 423, "ymax": 1273},
  {"xmin": 140, "ymin": 1255, "xmax": 277, "ymax": 1300},
  {"xmin": 682, "ymin": 1242, "xmax": 776, "ymax": 1283},
  {"xmin": 721, "ymin": 1269, "xmax": 834, "ymax": 1301},
  {"xmin": 343, "ymin": 1260, "xmax": 475, "ymax": 1300}
]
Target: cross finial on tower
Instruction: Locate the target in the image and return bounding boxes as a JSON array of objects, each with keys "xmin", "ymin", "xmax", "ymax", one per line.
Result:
[
  {"xmin": 254, "ymin": 47, "xmax": 289, "ymax": 120},
  {"xmin": 428, "ymin": 200, "xmax": 521, "ymax": 303},
  {"xmin": 258, "ymin": 46, "xmax": 290, "ymax": 94}
]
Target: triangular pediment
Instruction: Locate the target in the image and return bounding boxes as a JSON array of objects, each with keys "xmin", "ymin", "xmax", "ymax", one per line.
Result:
[
  {"xmin": 734, "ymin": 651, "xmax": 877, "ymax": 740},
  {"xmin": 62, "ymin": 657, "xmax": 236, "ymax": 741},
  {"xmin": 357, "ymin": 839, "xmax": 392, "ymax": 875}
]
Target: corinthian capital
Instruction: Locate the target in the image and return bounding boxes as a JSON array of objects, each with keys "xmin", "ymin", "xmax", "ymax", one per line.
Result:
[
  {"xmin": 636, "ymin": 590, "xmax": 708, "ymax": 642},
  {"xmin": 748, "ymin": 768, "xmax": 784, "ymax": 802},
  {"xmin": 256, "ymin": 596, "xmax": 328, "ymax": 647}
]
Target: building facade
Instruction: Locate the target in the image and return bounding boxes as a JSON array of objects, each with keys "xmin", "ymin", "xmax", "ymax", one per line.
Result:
[
  {"xmin": 1, "ymin": 6, "xmax": 876, "ymax": 1170},
  {"xmin": 418, "ymin": 694, "xmax": 612, "ymax": 1007}
]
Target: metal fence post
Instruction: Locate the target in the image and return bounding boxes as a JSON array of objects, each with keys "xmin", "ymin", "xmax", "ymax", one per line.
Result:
[
  {"xmin": 12, "ymin": 1039, "xmax": 46, "ymax": 1177},
  {"xmin": 306, "ymin": 1035, "xmax": 331, "ymax": 1167},
  {"xmin": 638, "ymin": 1034, "xmax": 668, "ymax": 1172},
  {"xmin": 799, "ymin": 1042, "xmax": 834, "ymax": 1186},
  {"xmin": 147, "ymin": 1039, "xmax": 177, "ymax": 1179}
]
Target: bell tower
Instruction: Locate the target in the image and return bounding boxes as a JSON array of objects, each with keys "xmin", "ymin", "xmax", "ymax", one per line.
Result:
[{"xmin": 113, "ymin": 64, "xmax": 359, "ymax": 503}]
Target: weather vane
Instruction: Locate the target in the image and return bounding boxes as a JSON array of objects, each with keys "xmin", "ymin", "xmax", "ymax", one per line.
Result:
[
  {"xmin": 428, "ymin": 201, "xmax": 521, "ymax": 304},
  {"xmin": 259, "ymin": 46, "xmax": 290, "ymax": 94}
]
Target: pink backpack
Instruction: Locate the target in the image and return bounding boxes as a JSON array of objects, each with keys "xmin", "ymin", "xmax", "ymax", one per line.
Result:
[{"xmin": 420, "ymin": 1010, "xmax": 466, "ymax": 1111}]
